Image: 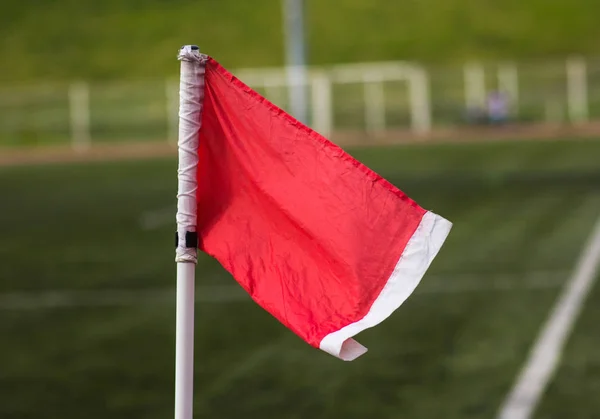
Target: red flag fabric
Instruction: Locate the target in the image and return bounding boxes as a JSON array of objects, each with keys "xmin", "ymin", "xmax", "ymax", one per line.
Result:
[{"xmin": 196, "ymin": 57, "xmax": 452, "ymax": 361}]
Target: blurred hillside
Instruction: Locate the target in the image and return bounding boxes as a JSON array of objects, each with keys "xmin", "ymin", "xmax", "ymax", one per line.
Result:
[{"xmin": 1, "ymin": 0, "xmax": 600, "ymax": 82}]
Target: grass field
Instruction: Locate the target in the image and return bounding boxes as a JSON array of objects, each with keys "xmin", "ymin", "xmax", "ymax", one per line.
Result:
[{"xmin": 1, "ymin": 138, "xmax": 600, "ymax": 418}]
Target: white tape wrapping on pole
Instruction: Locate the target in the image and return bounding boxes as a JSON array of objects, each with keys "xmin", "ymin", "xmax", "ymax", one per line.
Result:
[
  {"xmin": 174, "ymin": 45, "xmax": 206, "ymax": 419},
  {"xmin": 176, "ymin": 45, "xmax": 207, "ymax": 264}
]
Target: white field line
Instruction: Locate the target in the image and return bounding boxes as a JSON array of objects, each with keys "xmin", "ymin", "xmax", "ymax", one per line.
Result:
[
  {"xmin": 497, "ymin": 216, "xmax": 600, "ymax": 419},
  {"xmin": 0, "ymin": 270, "xmax": 568, "ymax": 311}
]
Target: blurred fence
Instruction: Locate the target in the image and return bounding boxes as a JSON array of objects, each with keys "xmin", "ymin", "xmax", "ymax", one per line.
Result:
[{"xmin": 1, "ymin": 56, "xmax": 599, "ymax": 148}]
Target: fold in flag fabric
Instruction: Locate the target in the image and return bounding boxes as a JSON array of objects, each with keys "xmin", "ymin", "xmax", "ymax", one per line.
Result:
[{"xmin": 195, "ymin": 56, "xmax": 452, "ymax": 361}]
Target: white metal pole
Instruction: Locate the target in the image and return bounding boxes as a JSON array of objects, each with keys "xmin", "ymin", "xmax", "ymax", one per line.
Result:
[
  {"xmin": 175, "ymin": 262, "xmax": 196, "ymax": 419},
  {"xmin": 282, "ymin": 0, "xmax": 308, "ymax": 123},
  {"xmin": 175, "ymin": 45, "xmax": 206, "ymax": 419}
]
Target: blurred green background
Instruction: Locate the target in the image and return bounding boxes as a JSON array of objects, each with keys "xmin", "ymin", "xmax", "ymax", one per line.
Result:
[
  {"xmin": 2, "ymin": 0, "xmax": 600, "ymax": 81},
  {"xmin": 3, "ymin": 0, "xmax": 600, "ymax": 147},
  {"xmin": 1, "ymin": 1, "xmax": 600, "ymax": 419}
]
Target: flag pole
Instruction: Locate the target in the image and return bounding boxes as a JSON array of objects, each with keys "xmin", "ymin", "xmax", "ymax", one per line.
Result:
[{"xmin": 175, "ymin": 45, "xmax": 206, "ymax": 419}]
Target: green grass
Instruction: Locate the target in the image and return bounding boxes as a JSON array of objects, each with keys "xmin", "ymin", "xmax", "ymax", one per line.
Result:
[
  {"xmin": 1, "ymin": 138, "xmax": 600, "ymax": 418},
  {"xmin": 2, "ymin": 0, "xmax": 600, "ymax": 82}
]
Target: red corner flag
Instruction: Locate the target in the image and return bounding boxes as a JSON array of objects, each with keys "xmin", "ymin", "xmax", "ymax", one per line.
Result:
[{"xmin": 193, "ymin": 56, "xmax": 452, "ymax": 361}]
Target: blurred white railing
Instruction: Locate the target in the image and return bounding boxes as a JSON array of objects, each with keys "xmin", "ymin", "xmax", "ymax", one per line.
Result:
[
  {"xmin": 0, "ymin": 57, "xmax": 596, "ymax": 148},
  {"xmin": 234, "ymin": 61, "xmax": 431, "ymax": 137}
]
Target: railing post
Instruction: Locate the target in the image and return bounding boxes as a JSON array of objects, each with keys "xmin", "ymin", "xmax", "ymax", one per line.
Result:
[
  {"xmin": 464, "ymin": 62, "xmax": 486, "ymax": 112},
  {"xmin": 407, "ymin": 66, "xmax": 432, "ymax": 135},
  {"xmin": 69, "ymin": 81, "xmax": 91, "ymax": 151},
  {"xmin": 363, "ymin": 72, "xmax": 386, "ymax": 134},
  {"xmin": 566, "ymin": 56, "xmax": 588, "ymax": 124},
  {"xmin": 311, "ymin": 72, "xmax": 333, "ymax": 137},
  {"xmin": 498, "ymin": 63, "xmax": 519, "ymax": 117}
]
